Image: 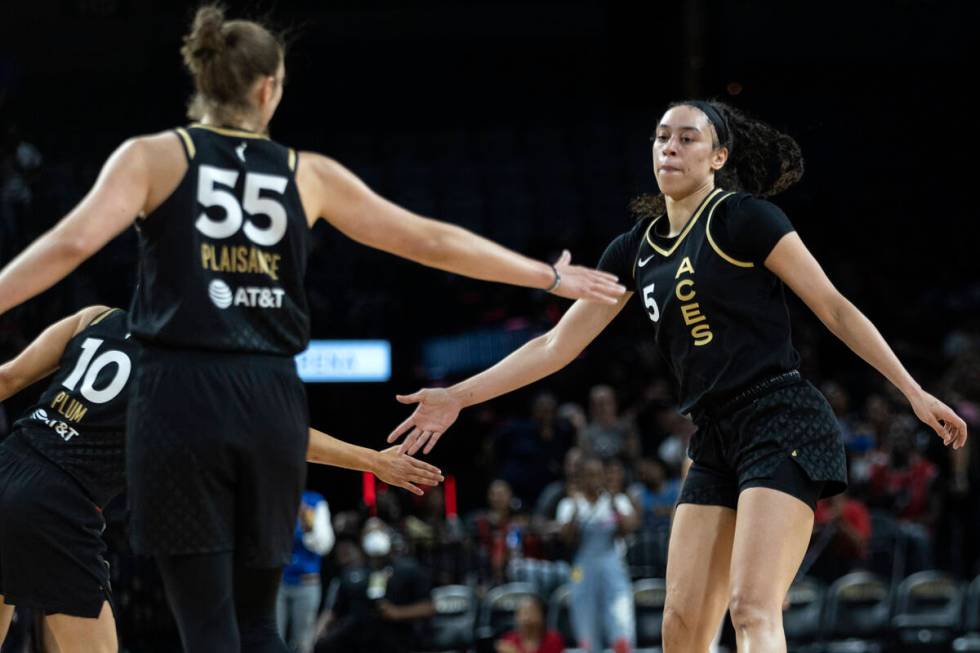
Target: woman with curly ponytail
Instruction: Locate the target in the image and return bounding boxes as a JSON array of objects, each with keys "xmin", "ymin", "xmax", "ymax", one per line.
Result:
[
  {"xmin": 388, "ymin": 101, "xmax": 967, "ymax": 652},
  {"xmin": 0, "ymin": 4, "xmax": 626, "ymax": 652}
]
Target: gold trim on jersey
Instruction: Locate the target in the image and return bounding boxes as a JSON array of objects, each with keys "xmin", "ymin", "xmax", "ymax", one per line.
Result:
[
  {"xmin": 644, "ymin": 188, "xmax": 725, "ymax": 257},
  {"xmin": 705, "ymin": 192, "xmax": 752, "ymax": 267},
  {"xmin": 190, "ymin": 123, "xmax": 270, "ymax": 140},
  {"xmin": 175, "ymin": 128, "xmax": 196, "ymax": 159},
  {"xmin": 89, "ymin": 307, "xmax": 120, "ymax": 326},
  {"xmin": 288, "ymin": 148, "xmax": 297, "ymax": 171}
]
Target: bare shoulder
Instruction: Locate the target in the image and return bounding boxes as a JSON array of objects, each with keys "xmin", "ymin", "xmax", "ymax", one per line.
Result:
[{"xmin": 72, "ymin": 305, "xmax": 115, "ymax": 335}]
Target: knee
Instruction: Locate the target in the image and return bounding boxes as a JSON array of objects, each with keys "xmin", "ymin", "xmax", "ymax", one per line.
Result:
[
  {"xmin": 661, "ymin": 604, "xmax": 694, "ymax": 643},
  {"xmin": 728, "ymin": 590, "xmax": 779, "ymax": 633}
]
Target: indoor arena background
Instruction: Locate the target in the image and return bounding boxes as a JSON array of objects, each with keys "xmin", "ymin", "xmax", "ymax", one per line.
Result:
[{"xmin": 0, "ymin": 1, "xmax": 977, "ymax": 651}]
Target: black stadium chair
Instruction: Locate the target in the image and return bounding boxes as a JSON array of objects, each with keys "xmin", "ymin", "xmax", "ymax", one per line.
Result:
[
  {"xmin": 546, "ymin": 583, "xmax": 579, "ymax": 649},
  {"xmin": 953, "ymin": 575, "xmax": 980, "ymax": 652},
  {"xmin": 475, "ymin": 582, "xmax": 539, "ymax": 651},
  {"xmin": 633, "ymin": 578, "xmax": 667, "ymax": 650},
  {"xmin": 891, "ymin": 571, "xmax": 964, "ymax": 651},
  {"xmin": 784, "ymin": 576, "xmax": 826, "ymax": 649},
  {"xmin": 426, "ymin": 585, "xmax": 479, "ymax": 653},
  {"xmin": 821, "ymin": 572, "xmax": 891, "ymax": 653}
]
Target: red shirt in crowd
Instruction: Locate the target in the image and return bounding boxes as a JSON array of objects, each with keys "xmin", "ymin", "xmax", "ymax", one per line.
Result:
[
  {"xmin": 813, "ymin": 496, "xmax": 872, "ymax": 559},
  {"xmin": 499, "ymin": 630, "xmax": 565, "ymax": 653},
  {"xmin": 867, "ymin": 452, "xmax": 937, "ymax": 521}
]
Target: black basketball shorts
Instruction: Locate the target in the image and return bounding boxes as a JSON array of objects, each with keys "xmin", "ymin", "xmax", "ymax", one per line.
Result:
[
  {"xmin": 678, "ymin": 372, "xmax": 848, "ymax": 511},
  {"xmin": 126, "ymin": 346, "xmax": 309, "ymax": 568},
  {"xmin": 0, "ymin": 433, "xmax": 111, "ymax": 618}
]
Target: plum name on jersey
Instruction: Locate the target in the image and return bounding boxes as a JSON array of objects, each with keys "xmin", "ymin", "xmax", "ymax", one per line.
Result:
[
  {"xmin": 50, "ymin": 390, "xmax": 89, "ymax": 423},
  {"xmin": 201, "ymin": 243, "xmax": 282, "ymax": 281},
  {"xmin": 673, "ymin": 256, "xmax": 713, "ymax": 347}
]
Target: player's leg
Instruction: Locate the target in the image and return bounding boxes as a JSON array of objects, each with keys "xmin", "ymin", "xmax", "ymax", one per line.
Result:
[
  {"xmin": 0, "ymin": 596, "xmax": 12, "ymax": 643},
  {"xmin": 235, "ymin": 562, "xmax": 290, "ymax": 653},
  {"xmin": 727, "ymin": 484, "xmax": 814, "ymax": 652},
  {"xmin": 156, "ymin": 551, "xmax": 240, "ymax": 653},
  {"xmin": 662, "ymin": 502, "xmax": 736, "ymax": 652},
  {"xmin": 45, "ymin": 601, "xmax": 117, "ymax": 653}
]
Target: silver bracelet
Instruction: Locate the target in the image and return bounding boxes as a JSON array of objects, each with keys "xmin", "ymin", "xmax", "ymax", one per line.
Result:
[{"xmin": 545, "ymin": 264, "xmax": 561, "ymax": 292}]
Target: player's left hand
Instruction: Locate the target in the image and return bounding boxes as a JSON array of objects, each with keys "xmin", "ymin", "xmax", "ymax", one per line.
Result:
[{"xmin": 908, "ymin": 389, "xmax": 968, "ymax": 449}]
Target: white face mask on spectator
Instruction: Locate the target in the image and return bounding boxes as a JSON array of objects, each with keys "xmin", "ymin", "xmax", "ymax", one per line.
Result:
[{"xmin": 362, "ymin": 530, "xmax": 391, "ymax": 557}]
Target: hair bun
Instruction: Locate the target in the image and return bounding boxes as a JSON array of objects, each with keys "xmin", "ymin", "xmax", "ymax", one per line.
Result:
[{"xmin": 183, "ymin": 5, "xmax": 227, "ymax": 68}]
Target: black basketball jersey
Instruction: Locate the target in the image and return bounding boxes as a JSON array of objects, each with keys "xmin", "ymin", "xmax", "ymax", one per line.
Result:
[
  {"xmin": 13, "ymin": 309, "xmax": 137, "ymax": 506},
  {"xmin": 599, "ymin": 189, "xmax": 800, "ymax": 413},
  {"xmin": 129, "ymin": 124, "xmax": 311, "ymax": 355}
]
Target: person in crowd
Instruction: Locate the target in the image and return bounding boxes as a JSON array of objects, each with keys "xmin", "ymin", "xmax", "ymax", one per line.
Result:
[
  {"xmin": 469, "ymin": 479, "xmax": 533, "ymax": 586},
  {"xmin": 535, "ymin": 447, "xmax": 582, "ymax": 520},
  {"xmin": 277, "ymin": 491, "xmax": 334, "ymax": 653},
  {"xmin": 806, "ymin": 491, "xmax": 871, "ymax": 583},
  {"xmin": 495, "ymin": 595, "xmax": 564, "ymax": 653},
  {"xmin": 580, "ymin": 385, "xmax": 640, "ymax": 461},
  {"xmin": 628, "ymin": 458, "xmax": 680, "ymax": 534},
  {"xmin": 557, "ymin": 457, "xmax": 638, "ymax": 653},
  {"xmin": 317, "ymin": 519, "xmax": 433, "ymax": 653}
]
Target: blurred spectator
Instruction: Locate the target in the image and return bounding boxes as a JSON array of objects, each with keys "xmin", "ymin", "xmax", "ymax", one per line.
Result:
[
  {"xmin": 278, "ymin": 491, "xmax": 334, "ymax": 653},
  {"xmin": 867, "ymin": 413, "xmax": 939, "ymax": 571},
  {"xmin": 806, "ymin": 492, "xmax": 872, "ymax": 583},
  {"xmin": 628, "ymin": 458, "xmax": 679, "ymax": 533},
  {"xmin": 821, "ymin": 380, "xmax": 875, "ymax": 455},
  {"xmin": 469, "ymin": 479, "xmax": 535, "ymax": 586},
  {"xmin": 495, "ymin": 595, "xmax": 564, "ymax": 653},
  {"xmin": 535, "ymin": 447, "xmax": 582, "ymax": 520},
  {"xmin": 491, "ymin": 392, "xmax": 574, "ymax": 506},
  {"xmin": 580, "ymin": 385, "xmax": 640, "ymax": 462},
  {"xmin": 403, "ymin": 486, "xmax": 466, "ymax": 586},
  {"xmin": 557, "ymin": 457, "xmax": 637, "ymax": 653},
  {"xmin": 316, "ymin": 519, "xmax": 433, "ymax": 653}
]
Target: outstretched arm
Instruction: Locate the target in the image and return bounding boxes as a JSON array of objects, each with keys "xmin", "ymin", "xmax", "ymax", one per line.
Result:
[
  {"xmin": 0, "ymin": 305, "xmax": 112, "ymax": 401},
  {"xmin": 766, "ymin": 232, "xmax": 967, "ymax": 447},
  {"xmin": 306, "ymin": 427, "xmax": 444, "ymax": 495},
  {"xmin": 388, "ymin": 292, "xmax": 633, "ymax": 454},
  {"xmin": 297, "ymin": 154, "xmax": 626, "ymax": 304},
  {"xmin": 0, "ymin": 140, "xmax": 150, "ymax": 316}
]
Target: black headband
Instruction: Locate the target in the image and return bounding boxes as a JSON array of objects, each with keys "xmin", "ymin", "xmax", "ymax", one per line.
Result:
[{"xmin": 685, "ymin": 101, "xmax": 730, "ymax": 148}]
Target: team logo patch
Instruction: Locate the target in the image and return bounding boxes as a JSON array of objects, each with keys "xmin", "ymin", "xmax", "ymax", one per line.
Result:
[
  {"xmin": 32, "ymin": 408, "xmax": 49, "ymax": 421},
  {"xmin": 209, "ymin": 279, "xmax": 234, "ymax": 309}
]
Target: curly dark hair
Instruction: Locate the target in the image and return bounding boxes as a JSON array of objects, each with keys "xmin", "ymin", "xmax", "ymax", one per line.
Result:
[{"xmin": 630, "ymin": 100, "xmax": 804, "ymax": 219}]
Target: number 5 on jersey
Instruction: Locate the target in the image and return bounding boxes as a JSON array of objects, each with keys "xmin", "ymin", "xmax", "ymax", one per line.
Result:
[
  {"xmin": 643, "ymin": 283, "xmax": 660, "ymax": 322},
  {"xmin": 196, "ymin": 164, "xmax": 289, "ymax": 246}
]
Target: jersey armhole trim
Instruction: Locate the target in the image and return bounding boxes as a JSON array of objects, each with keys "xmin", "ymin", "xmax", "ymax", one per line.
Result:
[
  {"xmin": 174, "ymin": 128, "xmax": 196, "ymax": 160},
  {"xmin": 89, "ymin": 307, "xmax": 120, "ymax": 327},
  {"xmin": 706, "ymin": 192, "xmax": 754, "ymax": 268},
  {"xmin": 288, "ymin": 148, "xmax": 297, "ymax": 172}
]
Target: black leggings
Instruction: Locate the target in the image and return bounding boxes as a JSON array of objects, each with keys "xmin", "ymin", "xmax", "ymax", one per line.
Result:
[{"xmin": 156, "ymin": 552, "xmax": 288, "ymax": 653}]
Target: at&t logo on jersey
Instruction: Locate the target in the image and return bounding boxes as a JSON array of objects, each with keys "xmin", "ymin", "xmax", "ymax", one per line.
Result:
[
  {"xmin": 31, "ymin": 408, "xmax": 80, "ymax": 442},
  {"xmin": 208, "ymin": 279, "xmax": 286, "ymax": 309}
]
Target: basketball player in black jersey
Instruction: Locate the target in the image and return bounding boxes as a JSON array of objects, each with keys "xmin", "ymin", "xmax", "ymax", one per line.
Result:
[
  {"xmin": 388, "ymin": 100, "xmax": 968, "ymax": 652},
  {"xmin": 0, "ymin": 306, "xmax": 442, "ymax": 652},
  {"xmin": 0, "ymin": 6, "xmax": 623, "ymax": 652}
]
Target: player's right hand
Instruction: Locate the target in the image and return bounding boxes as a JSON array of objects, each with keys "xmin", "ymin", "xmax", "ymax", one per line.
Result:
[
  {"xmin": 549, "ymin": 249, "xmax": 626, "ymax": 304},
  {"xmin": 387, "ymin": 388, "xmax": 463, "ymax": 455},
  {"xmin": 374, "ymin": 446, "xmax": 445, "ymax": 495}
]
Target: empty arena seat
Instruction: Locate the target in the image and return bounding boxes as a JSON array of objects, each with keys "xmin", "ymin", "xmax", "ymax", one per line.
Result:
[
  {"xmin": 546, "ymin": 583, "xmax": 578, "ymax": 648},
  {"xmin": 953, "ymin": 575, "xmax": 980, "ymax": 652},
  {"xmin": 427, "ymin": 585, "xmax": 478, "ymax": 652},
  {"xmin": 891, "ymin": 571, "xmax": 964, "ymax": 650},
  {"xmin": 475, "ymin": 582, "xmax": 539, "ymax": 642},
  {"xmin": 633, "ymin": 578, "xmax": 667, "ymax": 649},
  {"xmin": 821, "ymin": 572, "xmax": 891, "ymax": 653},
  {"xmin": 783, "ymin": 576, "xmax": 826, "ymax": 645}
]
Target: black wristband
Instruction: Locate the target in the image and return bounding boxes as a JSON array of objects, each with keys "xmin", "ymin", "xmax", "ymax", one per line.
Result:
[{"xmin": 545, "ymin": 264, "xmax": 561, "ymax": 292}]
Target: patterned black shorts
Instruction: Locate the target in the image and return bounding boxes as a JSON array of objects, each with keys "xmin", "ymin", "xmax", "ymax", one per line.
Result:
[
  {"xmin": 0, "ymin": 435, "xmax": 110, "ymax": 618},
  {"xmin": 678, "ymin": 375, "xmax": 848, "ymax": 511},
  {"xmin": 127, "ymin": 347, "xmax": 309, "ymax": 567}
]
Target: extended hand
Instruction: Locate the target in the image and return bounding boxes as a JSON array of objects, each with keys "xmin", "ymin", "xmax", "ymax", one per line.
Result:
[
  {"xmin": 909, "ymin": 389, "xmax": 968, "ymax": 449},
  {"xmin": 387, "ymin": 388, "xmax": 462, "ymax": 455},
  {"xmin": 374, "ymin": 446, "xmax": 445, "ymax": 495},
  {"xmin": 549, "ymin": 249, "xmax": 626, "ymax": 304}
]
